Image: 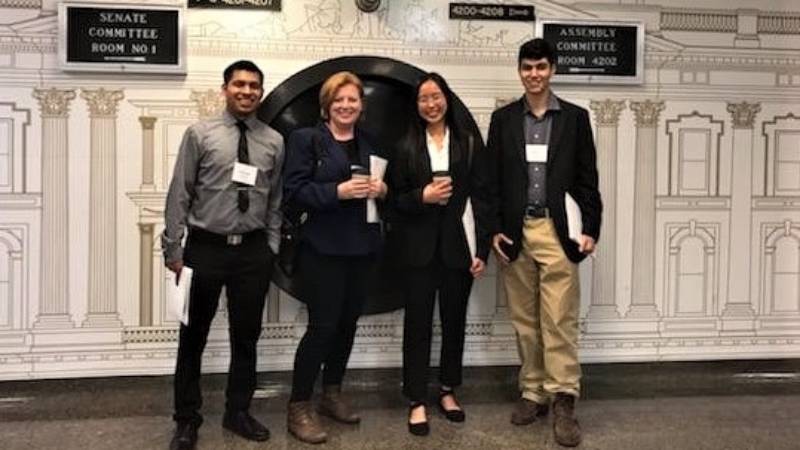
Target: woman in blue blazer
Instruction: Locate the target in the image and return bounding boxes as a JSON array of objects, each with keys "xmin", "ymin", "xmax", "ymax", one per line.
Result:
[
  {"xmin": 390, "ymin": 73, "xmax": 492, "ymax": 435},
  {"xmin": 283, "ymin": 71, "xmax": 387, "ymax": 444}
]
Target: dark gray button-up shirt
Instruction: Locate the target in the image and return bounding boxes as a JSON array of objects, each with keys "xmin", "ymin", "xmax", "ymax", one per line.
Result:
[
  {"xmin": 161, "ymin": 110, "xmax": 285, "ymax": 263},
  {"xmin": 524, "ymin": 93, "xmax": 560, "ymax": 207}
]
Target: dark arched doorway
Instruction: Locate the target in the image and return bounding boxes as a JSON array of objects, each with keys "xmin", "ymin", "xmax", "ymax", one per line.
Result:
[{"xmin": 260, "ymin": 56, "xmax": 482, "ymax": 314}]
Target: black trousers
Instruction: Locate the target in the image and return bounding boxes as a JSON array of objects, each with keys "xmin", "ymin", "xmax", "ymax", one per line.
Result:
[
  {"xmin": 402, "ymin": 261, "xmax": 473, "ymax": 402},
  {"xmin": 290, "ymin": 246, "xmax": 370, "ymax": 402},
  {"xmin": 173, "ymin": 231, "xmax": 272, "ymax": 425}
]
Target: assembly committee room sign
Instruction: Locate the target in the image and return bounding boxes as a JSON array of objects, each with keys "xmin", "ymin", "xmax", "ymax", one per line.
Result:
[
  {"xmin": 58, "ymin": 2, "xmax": 186, "ymax": 74},
  {"xmin": 536, "ymin": 19, "xmax": 644, "ymax": 85}
]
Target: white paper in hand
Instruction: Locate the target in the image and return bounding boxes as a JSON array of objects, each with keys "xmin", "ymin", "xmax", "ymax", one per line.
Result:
[
  {"xmin": 167, "ymin": 266, "xmax": 193, "ymax": 325},
  {"xmin": 367, "ymin": 155, "xmax": 389, "ymax": 223},
  {"xmin": 564, "ymin": 193, "xmax": 583, "ymax": 244},
  {"xmin": 462, "ymin": 197, "xmax": 477, "ymax": 258}
]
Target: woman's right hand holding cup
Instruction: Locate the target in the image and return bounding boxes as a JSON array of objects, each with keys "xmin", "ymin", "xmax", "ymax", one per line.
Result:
[
  {"xmin": 338, "ymin": 175, "xmax": 371, "ymax": 199},
  {"xmin": 422, "ymin": 176, "xmax": 452, "ymax": 204}
]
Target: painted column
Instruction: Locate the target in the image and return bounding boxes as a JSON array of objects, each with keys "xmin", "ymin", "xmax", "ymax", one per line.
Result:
[
  {"xmin": 138, "ymin": 223, "xmax": 154, "ymax": 326},
  {"xmin": 139, "ymin": 116, "xmax": 156, "ymax": 190},
  {"xmin": 588, "ymin": 99, "xmax": 625, "ymax": 319},
  {"xmin": 81, "ymin": 88, "xmax": 124, "ymax": 328},
  {"xmin": 137, "ymin": 116, "xmax": 157, "ymax": 326},
  {"xmin": 722, "ymin": 101, "xmax": 760, "ymax": 332},
  {"xmin": 626, "ymin": 100, "xmax": 665, "ymax": 318},
  {"xmin": 32, "ymin": 88, "xmax": 76, "ymax": 329}
]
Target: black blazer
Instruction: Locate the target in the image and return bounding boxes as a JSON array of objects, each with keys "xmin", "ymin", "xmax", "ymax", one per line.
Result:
[
  {"xmin": 486, "ymin": 96, "xmax": 602, "ymax": 263},
  {"xmin": 283, "ymin": 123, "xmax": 382, "ymax": 256},
  {"xmin": 389, "ymin": 128, "xmax": 492, "ymax": 269}
]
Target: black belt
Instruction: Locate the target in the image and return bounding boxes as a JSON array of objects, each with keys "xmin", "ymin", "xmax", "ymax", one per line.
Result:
[
  {"xmin": 524, "ymin": 205, "xmax": 549, "ymax": 219},
  {"xmin": 188, "ymin": 227, "xmax": 265, "ymax": 246}
]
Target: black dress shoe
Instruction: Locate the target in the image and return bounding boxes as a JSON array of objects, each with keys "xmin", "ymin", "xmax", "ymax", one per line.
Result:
[
  {"xmin": 407, "ymin": 403, "xmax": 430, "ymax": 436},
  {"xmin": 169, "ymin": 422, "xmax": 198, "ymax": 450},
  {"xmin": 438, "ymin": 389, "xmax": 466, "ymax": 422},
  {"xmin": 222, "ymin": 411, "xmax": 270, "ymax": 442}
]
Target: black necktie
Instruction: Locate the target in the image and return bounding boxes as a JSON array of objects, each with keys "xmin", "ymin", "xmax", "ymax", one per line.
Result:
[{"xmin": 235, "ymin": 120, "xmax": 250, "ymax": 213}]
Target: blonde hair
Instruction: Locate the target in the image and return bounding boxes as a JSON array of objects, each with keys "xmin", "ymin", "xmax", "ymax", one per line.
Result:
[{"xmin": 319, "ymin": 71, "xmax": 364, "ymax": 120}]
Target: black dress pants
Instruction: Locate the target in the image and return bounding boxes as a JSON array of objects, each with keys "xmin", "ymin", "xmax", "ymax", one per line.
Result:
[
  {"xmin": 290, "ymin": 245, "xmax": 370, "ymax": 402},
  {"xmin": 173, "ymin": 231, "xmax": 272, "ymax": 426},
  {"xmin": 402, "ymin": 261, "xmax": 473, "ymax": 402}
]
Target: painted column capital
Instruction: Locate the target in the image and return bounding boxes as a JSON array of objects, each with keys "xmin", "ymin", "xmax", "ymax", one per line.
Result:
[
  {"xmin": 80, "ymin": 88, "xmax": 124, "ymax": 117},
  {"xmin": 138, "ymin": 116, "xmax": 157, "ymax": 130},
  {"xmin": 190, "ymin": 89, "xmax": 225, "ymax": 119},
  {"xmin": 630, "ymin": 100, "xmax": 665, "ymax": 127},
  {"xmin": 589, "ymin": 99, "xmax": 626, "ymax": 126},
  {"xmin": 33, "ymin": 88, "xmax": 76, "ymax": 118},
  {"xmin": 726, "ymin": 101, "xmax": 761, "ymax": 129}
]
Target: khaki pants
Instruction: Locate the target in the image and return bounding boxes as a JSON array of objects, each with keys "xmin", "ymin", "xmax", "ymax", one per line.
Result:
[{"xmin": 502, "ymin": 218, "xmax": 580, "ymax": 403}]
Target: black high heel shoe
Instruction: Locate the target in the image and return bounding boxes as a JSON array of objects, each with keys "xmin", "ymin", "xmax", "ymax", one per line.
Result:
[
  {"xmin": 438, "ymin": 389, "xmax": 466, "ymax": 422},
  {"xmin": 408, "ymin": 402, "xmax": 430, "ymax": 436}
]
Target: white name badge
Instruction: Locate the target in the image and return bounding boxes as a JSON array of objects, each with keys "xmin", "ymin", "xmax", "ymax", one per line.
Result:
[
  {"xmin": 525, "ymin": 144, "xmax": 548, "ymax": 163},
  {"xmin": 232, "ymin": 162, "xmax": 258, "ymax": 186}
]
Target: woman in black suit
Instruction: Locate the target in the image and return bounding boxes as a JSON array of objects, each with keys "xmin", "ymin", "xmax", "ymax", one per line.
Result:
[
  {"xmin": 390, "ymin": 73, "xmax": 491, "ymax": 435},
  {"xmin": 283, "ymin": 71, "xmax": 387, "ymax": 444}
]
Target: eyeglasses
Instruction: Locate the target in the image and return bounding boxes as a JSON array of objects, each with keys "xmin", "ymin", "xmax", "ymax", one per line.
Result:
[{"xmin": 417, "ymin": 94, "xmax": 444, "ymax": 105}]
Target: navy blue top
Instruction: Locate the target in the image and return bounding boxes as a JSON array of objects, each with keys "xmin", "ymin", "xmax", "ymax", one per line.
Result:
[{"xmin": 283, "ymin": 123, "xmax": 383, "ymax": 256}]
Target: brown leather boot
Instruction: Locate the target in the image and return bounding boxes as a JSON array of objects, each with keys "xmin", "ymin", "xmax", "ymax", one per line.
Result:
[
  {"xmin": 318, "ymin": 385, "xmax": 361, "ymax": 424},
  {"xmin": 552, "ymin": 393, "xmax": 581, "ymax": 447},
  {"xmin": 287, "ymin": 401, "xmax": 327, "ymax": 444},
  {"xmin": 510, "ymin": 398, "xmax": 549, "ymax": 425}
]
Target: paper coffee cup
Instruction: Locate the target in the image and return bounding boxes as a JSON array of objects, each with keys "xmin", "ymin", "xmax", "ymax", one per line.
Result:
[{"xmin": 431, "ymin": 170, "xmax": 451, "ymax": 204}]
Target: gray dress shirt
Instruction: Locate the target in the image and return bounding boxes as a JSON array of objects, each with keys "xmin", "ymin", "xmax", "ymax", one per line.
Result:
[
  {"xmin": 162, "ymin": 110, "xmax": 285, "ymax": 263},
  {"xmin": 524, "ymin": 93, "xmax": 561, "ymax": 207}
]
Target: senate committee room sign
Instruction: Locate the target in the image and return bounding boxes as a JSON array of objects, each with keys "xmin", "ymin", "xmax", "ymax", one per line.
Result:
[
  {"xmin": 58, "ymin": 3, "xmax": 186, "ymax": 74},
  {"xmin": 536, "ymin": 19, "xmax": 644, "ymax": 85}
]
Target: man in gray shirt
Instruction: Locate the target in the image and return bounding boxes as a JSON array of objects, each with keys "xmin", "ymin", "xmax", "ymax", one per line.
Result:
[{"xmin": 163, "ymin": 60, "xmax": 284, "ymax": 450}]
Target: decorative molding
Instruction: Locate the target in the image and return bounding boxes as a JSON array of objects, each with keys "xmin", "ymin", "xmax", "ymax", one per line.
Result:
[
  {"xmin": 589, "ymin": 99, "xmax": 626, "ymax": 126},
  {"xmin": 0, "ymin": 0, "xmax": 41, "ymax": 8},
  {"xmin": 758, "ymin": 14, "xmax": 800, "ymax": 35},
  {"xmin": 32, "ymin": 88, "xmax": 76, "ymax": 117},
  {"xmin": 660, "ymin": 11, "xmax": 737, "ymax": 33},
  {"xmin": 80, "ymin": 88, "xmax": 124, "ymax": 117},
  {"xmin": 752, "ymin": 197, "xmax": 800, "ymax": 209},
  {"xmin": 727, "ymin": 101, "xmax": 761, "ymax": 129},
  {"xmin": 189, "ymin": 89, "xmax": 224, "ymax": 119},
  {"xmin": 760, "ymin": 112, "xmax": 799, "ymax": 134},
  {"xmin": 656, "ymin": 197, "xmax": 731, "ymax": 209},
  {"xmin": 630, "ymin": 100, "xmax": 665, "ymax": 127}
]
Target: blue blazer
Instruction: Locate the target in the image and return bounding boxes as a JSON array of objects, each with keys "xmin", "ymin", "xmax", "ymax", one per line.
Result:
[{"xmin": 283, "ymin": 123, "xmax": 382, "ymax": 256}]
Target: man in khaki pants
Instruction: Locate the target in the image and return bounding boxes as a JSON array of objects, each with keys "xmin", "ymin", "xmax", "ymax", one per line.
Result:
[{"xmin": 486, "ymin": 38, "xmax": 602, "ymax": 447}]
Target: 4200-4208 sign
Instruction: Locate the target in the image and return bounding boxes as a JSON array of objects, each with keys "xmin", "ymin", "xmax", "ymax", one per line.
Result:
[{"xmin": 449, "ymin": 3, "xmax": 535, "ymax": 22}]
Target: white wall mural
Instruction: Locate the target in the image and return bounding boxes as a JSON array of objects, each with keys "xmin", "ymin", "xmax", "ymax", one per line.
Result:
[{"xmin": 0, "ymin": 0, "xmax": 798, "ymax": 379}]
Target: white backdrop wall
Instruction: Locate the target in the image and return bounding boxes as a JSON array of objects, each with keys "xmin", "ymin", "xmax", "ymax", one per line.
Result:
[{"xmin": 0, "ymin": 0, "xmax": 798, "ymax": 380}]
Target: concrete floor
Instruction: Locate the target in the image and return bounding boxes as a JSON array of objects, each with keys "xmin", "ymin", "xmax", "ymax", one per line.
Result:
[{"xmin": 1, "ymin": 360, "xmax": 799, "ymax": 449}]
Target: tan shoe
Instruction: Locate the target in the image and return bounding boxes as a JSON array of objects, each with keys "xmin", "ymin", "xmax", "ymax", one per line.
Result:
[
  {"xmin": 552, "ymin": 393, "xmax": 581, "ymax": 447},
  {"xmin": 287, "ymin": 401, "xmax": 327, "ymax": 444},
  {"xmin": 318, "ymin": 385, "xmax": 361, "ymax": 424},
  {"xmin": 510, "ymin": 397, "xmax": 549, "ymax": 425}
]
